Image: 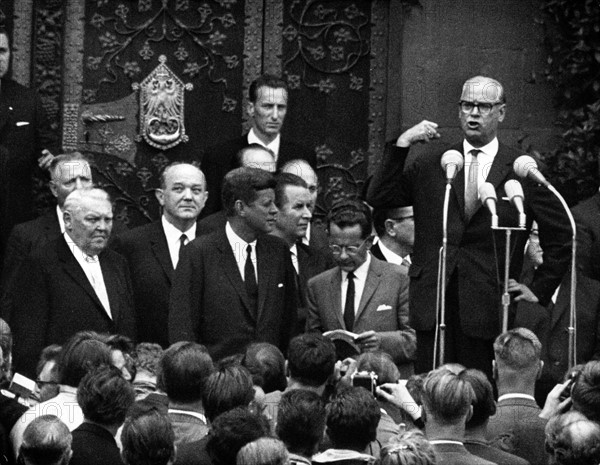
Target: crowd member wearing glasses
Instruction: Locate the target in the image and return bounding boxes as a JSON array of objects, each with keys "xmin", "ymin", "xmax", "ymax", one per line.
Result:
[
  {"xmin": 306, "ymin": 199, "xmax": 416, "ymax": 369},
  {"xmin": 367, "ymin": 75, "xmax": 571, "ymax": 376}
]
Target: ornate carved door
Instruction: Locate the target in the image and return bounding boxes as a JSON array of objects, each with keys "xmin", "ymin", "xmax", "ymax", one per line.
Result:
[{"xmin": 5, "ymin": 0, "xmax": 390, "ymax": 227}]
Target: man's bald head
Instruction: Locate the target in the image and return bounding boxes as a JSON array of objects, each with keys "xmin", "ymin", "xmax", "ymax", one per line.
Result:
[{"xmin": 281, "ymin": 159, "xmax": 318, "ymax": 212}]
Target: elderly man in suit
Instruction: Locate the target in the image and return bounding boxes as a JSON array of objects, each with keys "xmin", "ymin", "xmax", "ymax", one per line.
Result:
[
  {"xmin": 0, "ymin": 27, "xmax": 58, "ymax": 266},
  {"xmin": 169, "ymin": 167, "xmax": 298, "ymax": 361},
  {"xmin": 1, "ymin": 152, "xmax": 93, "ymax": 297},
  {"xmin": 5, "ymin": 188, "xmax": 136, "ymax": 377},
  {"xmin": 270, "ymin": 173, "xmax": 331, "ymax": 333},
  {"xmin": 112, "ymin": 162, "xmax": 208, "ymax": 346},
  {"xmin": 306, "ymin": 199, "xmax": 416, "ymax": 368},
  {"xmin": 201, "ymin": 74, "xmax": 315, "ymax": 217},
  {"xmin": 367, "ymin": 75, "xmax": 571, "ymax": 375}
]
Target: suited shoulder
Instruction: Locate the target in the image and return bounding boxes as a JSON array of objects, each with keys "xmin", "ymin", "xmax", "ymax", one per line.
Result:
[
  {"xmin": 371, "ymin": 256, "xmax": 407, "ymax": 277},
  {"xmin": 307, "ymin": 266, "xmax": 338, "ymax": 288},
  {"xmin": 572, "ymin": 192, "xmax": 600, "ymax": 218},
  {"xmin": 113, "ymin": 220, "xmax": 161, "ymax": 245},
  {"xmin": 1, "ymin": 79, "xmax": 36, "ymax": 102}
]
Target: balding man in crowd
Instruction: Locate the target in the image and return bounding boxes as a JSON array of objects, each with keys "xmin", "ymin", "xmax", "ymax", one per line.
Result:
[
  {"xmin": 169, "ymin": 167, "xmax": 298, "ymax": 360},
  {"xmin": 1, "ymin": 152, "xmax": 93, "ymax": 300},
  {"xmin": 371, "ymin": 206, "xmax": 414, "ymax": 268},
  {"xmin": 6, "ymin": 188, "xmax": 135, "ymax": 376},
  {"xmin": 113, "ymin": 162, "xmax": 208, "ymax": 346},
  {"xmin": 17, "ymin": 416, "xmax": 72, "ymax": 465}
]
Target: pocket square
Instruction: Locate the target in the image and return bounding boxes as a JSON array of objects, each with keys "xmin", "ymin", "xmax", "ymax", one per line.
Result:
[
  {"xmin": 16, "ymin": 121, "xmax": 30, "ymax": 127},
  {"xmin": 277, "ymin": 283, "xmax": 284, "ymax": 288},
  {"xmin": 376, "ymin": 304, "xmax": 392, "ymax": 311}
]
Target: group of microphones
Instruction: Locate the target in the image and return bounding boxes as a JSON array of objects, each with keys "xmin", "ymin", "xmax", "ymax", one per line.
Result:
[{"xmin": 441, "ymin": 150, "xmax": 552, "ymax": 227}]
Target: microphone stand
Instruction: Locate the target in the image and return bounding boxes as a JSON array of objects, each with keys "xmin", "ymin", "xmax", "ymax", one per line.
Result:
[
  {"xmin": 491, "ymin": 211, "xmax": 526, "ymax": 333},
  {"xmin": 435, "ymin": 182, "xmax": 452, "ymax": 368},
  {"xmin": 547, "ymin": 185, "xmax": 577, "ymax": 371}
]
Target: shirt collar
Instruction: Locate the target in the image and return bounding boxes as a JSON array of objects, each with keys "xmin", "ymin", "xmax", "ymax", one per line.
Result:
[
  {"xmin": 225, "ymin": 221, "xmax": 257, "ymax": 251},
  {"xmin": 248, "ymin": 128, "xmax": 281, "ymax": 158},
  {"xmin": 377, "ymin": 240, "xmax": 407, "ymax": 266},
  {"xmin": 497, "ymin": 393, "xmax": 536, "ymax": 403},
  {"xmin": 56, "ymin": 205, "xmax": 66, "ymax": 233},
  {"xmin": 161, "ymin": 215, "xmax": 196, "ymax": 244},
  {"xmin": 341, "ymin": 252, "xmax": 371, "ymax": 281},
  {"xmin": 63, "ymin": 231, "xmax": 98, "ymax": 262},
  {"xmin": 463, "ymin": 137, "xmax": 499, "ymax": 158},
  {"xmin": 302, "ymin": 222, "xmax": 311, "ymax": 246}
]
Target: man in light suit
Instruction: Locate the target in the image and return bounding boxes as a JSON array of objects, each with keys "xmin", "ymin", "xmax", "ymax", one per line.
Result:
[
  {"xmin": 169, "ymin": 167, "xmax": 298, "ymax": 361},
  {"xmin": 201, "ymin": 74, "xmax": 315, "ymax": 217},
  {"xmin": 367, "ymin": 75, "xmax": 571, "ymax": 375},
  {"xmin": 112, "ymin": 162, "xmax": 208, "ymax": 346},
  {"xmin": 306, "ymin": 200, "xmax": 415, "ymax": 368},
  {"xmin": 1, "ymin": 152, "xmax": 93, "ymax": 296},
  {"xmin": 371, "ymin": 205, "xmax": 414, "ymax": 267},
  {"xmin": 6, "ymin": 188, "xmax": 136, "ymax": 377}
]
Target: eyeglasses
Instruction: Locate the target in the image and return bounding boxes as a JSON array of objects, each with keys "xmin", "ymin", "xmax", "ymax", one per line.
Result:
[
  {"xmin": 390, "ymin": 216, "xmax": 414, "ymax": 222},
  {"xmin": 329, "ymin": 236, "xmax": 371, "ymax": 256},
  {"xmin": 35, "ymin": 379, "xmax": 58, "ymax": 388},
  {"xmin": 459, "ymin": 100, "xmax": 503, "ymax": 116}
]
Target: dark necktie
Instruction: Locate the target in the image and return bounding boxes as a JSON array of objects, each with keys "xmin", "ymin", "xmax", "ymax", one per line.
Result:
[
  {"xmin": 178, "ymin": 234, "xmax": 188, "ymax": 267},
  {"xmin": 245, "ymin": 244, "xmax": 258, "ymax": 313},
  {"xmin": 344, "ymin": 272, "xmax": 356, "ymax": 331},
  {"xmin": 465, "ymin": 149, "xmax": 480, "ymax": 219}
]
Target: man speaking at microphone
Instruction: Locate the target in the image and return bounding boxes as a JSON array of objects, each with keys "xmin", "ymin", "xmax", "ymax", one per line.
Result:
[{"xmin": 367, "ymin": 75, "xmax": 571, "ymax": 375}]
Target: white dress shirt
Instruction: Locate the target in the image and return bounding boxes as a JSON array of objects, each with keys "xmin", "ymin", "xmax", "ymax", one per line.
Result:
[
  {"xmin": 290, "ymin": 243, "xmax": 299, "ymax": 274},
  {"xmin": 161, "ymin": 216, "xmax": 197, "ymax": 269},
  {"xmin": 341, "ymin": 253, "xmax": 371, "ymax": 316},
  {"xmin": 463, "ymin": 137, "xmax": 499, "ymax": 195},
  {"xmin": 225, "ymin": 221, "xmax": 257, "ymax": 281},
  {"xmin": 248, "ymin": 128, "xmax": 281, "ymax": 163},
  {"xmin": 56, "ymin": 205, "xmax": 66, "ymax": 233},
  {"xmin": 302, "ymin": 222, "xmax": 311, "ymax": 246},
  {"xmin": 64, "ymin": 232, "xmax": 112, "ymax": 318},
  {"xmin": 376, "ymin": 240, "xmax": 411, "ymax": 267}
]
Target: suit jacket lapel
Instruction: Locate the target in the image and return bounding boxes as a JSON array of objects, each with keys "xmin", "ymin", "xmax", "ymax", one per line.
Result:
[
  {"xmin": 484, "ymin": 144, "xmax": 515, "ymax": 192},
  {"xmin": 57, "ymin": 237, "xmax": 108, "ymax": 318},
  {"xmin": 356, "ymin": 260, "xmax": 381, "ymax": 322},
  {"xmin": 150, "ymin": 223, "xmax": 174, "ymax": 283},
  {"xmin": 331, "ymin": 270, "xmax": 344, "ymax": 329},
  {"xmin": 0, "ymin": 96, "xmax": 11, "ymax": 133},
  {"xmin": 215, "ymin": 232, "xmax": 256, "ymax": 321}
]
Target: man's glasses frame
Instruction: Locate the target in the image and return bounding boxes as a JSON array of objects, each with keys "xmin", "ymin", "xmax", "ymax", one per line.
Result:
[
  {"xmin": 329, "ymin": 236, "xmax": 372, "ymax": 256},
  {"xmin": 459, "ymin": 100, "xmax": 503, "ymax": 116}
]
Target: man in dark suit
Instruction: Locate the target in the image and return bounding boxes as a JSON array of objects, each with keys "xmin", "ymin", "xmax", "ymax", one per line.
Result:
[
  {"xmin": 270, "ymin": 173, "xmax": 331, "ymax": 333},
  {"xmin": 371, "ymin": 206, "xmax": 414, "ymax": 267},
  {"xmin": 112, "ymin": 162, "xmax": 208, "ymax": 346},
  {"xmin": 0, "ymin": 27, "xmax": 58, "ymax": 266},
  {"xmin": 169, "ymin": 167, "xmax": 298, "ymax": 361},
  {"xmin": 196, "ymin": 144, "xmax": 276, "ymax": 236},
  {"xmin": 201, "ymin": 74, "xmax": 315, "ymax": 217},
  {"xmin": 5, "ymin": 188, "xmax": 136, "ymax": 377},
  {"xmin": 306, "ymin": 200, "xmax": 416, "ymax": 368},
  {"xmin": 367, "ymin": 75, "xmax": 572, "ymax": 375},
  {"xmin": 1, "ymin": 152, "xmax": 93, "ymax": 296},
  {"xmin": 487, "ymin": 328, "xmax": 548, "ymax": 465}
]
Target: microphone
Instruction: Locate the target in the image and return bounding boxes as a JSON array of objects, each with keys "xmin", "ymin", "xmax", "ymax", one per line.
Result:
[
  {"xmin": 513, "ymin": 155, "xmax": 550, "ymax": 187},
  {"xmin": 440, "ymin": 150, "xmax": 464, "ymax": 183},
  {"xmin": 505, "ymin": 179, "xmax": 526, "ymax": 228},
  {"xmin": 479, "ymin": 182, "xmax": 498, "ymax": 228}
]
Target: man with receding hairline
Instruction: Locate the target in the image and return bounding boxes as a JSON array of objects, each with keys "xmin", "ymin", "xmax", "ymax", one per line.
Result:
[
  {"xmin": 367, "ymin": 75, "xmax": 571, "ymax": 375},
  {"xmin": 6, "ymin": 188, "xmax": 135, "ymax": 377},
  {"xmin": 113, "ymin": 162, "xmax": 208, "ymax": 346}
]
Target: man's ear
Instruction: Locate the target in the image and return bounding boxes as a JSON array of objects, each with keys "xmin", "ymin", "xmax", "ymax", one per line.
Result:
[
  {"xmin": 536, "ymin": 360, "xmax": 544, "ymax": 380},
  {"xmin": 497, "ymin": 104, "xmax": 506, "ymax": 123},
  {"xmin": 284, "ymin": 360, "xmax": 290, "ymax": 379},
  {"xmin": 155, "ymin": 188, "xmax": 165, "ymax": 206},
  {"xmin": 234, "ymin": 199, "xmax": 245, "ymax": 216},
  {"xmin": 384, "ymin": 219, "xmax": 397, "ymax": 237},
  {"xmin": 465, "ymin": 404, "xmax": 474, "ymax": 423},
  {"xmin": 49, "ymin": 181, "xmax": 58, "ymax": 199},
  {"xmin": 63, "ymin": 210, "xmax": 73, "ymax": 231},
  {"xmin": 492, "ymin": 360, "xmax": 498, "ymax": 382},
  {"xmin": 247, "ymin": 101, "xmax": 255, "ymax": 119}
]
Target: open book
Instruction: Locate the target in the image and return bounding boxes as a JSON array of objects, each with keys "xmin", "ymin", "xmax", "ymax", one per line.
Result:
[{"xmin": 323, "ymin": 330, "xmax": 361, "ymax": 359}]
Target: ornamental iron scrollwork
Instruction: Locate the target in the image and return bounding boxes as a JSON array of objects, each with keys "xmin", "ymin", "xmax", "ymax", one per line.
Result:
[{"xmin": 132, "ymin": 55, "xmax": 193, "ymax": 149}]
